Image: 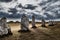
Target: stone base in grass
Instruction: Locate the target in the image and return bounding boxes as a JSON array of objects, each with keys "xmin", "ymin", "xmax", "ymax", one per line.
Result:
[
  {"xmin": 0, "ymin": 33, "xmax": 13, "ymax": 38},
  {"xmin": 48, "ymin": 24, "xmax": 54, "ymax": 26},
  {"xmin": 32, "ymin": 26, "xmax": 37, "ymax": 28},
  {"xmin": 8, "ymin": 29, "xmax": 13, "ymax": 35},
  {"xmin": 18, "ymin": 30, "xmax": 30, "ymax": 32},
  {"xmin": 41, "ymin": 25, "xmax": 46, "ymax": 27},
  {"xmin": 7, "ymin": 32, "xmax": 13, "ymax": 35}
]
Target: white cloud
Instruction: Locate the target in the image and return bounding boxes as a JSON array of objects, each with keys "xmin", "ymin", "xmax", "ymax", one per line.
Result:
[{"xmin": 17, "ymin": 0, "xmax": 41, "ymax": 6}]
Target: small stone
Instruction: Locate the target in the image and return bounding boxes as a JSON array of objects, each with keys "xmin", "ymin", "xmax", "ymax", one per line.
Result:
[
  {"xmin": 41, "ymin": 18, "xmax": 46, "ymax": 27},
  {"xmin": 48, "ymin": 21, "xmax": 54, "ymax": 26},
  {"xmin": 32, "ymin": 15, "xmax": 37, "ymax": 28}
]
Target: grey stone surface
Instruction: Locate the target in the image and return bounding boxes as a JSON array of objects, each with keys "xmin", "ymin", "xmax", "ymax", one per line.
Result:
[
  {"xmin": 32, "ymin": 15, "xmax": 36, "ymax": 28},
  {"xmin": 0, "ymin": 17, "xmax": 12, "ymax": 36},
  {"xmin": 41, "ymin": 19, "xmax": 46, "ymax": 27},
  {"xmin": 20, "ymin": 14, "xmax": 29, "ymax": 32}
]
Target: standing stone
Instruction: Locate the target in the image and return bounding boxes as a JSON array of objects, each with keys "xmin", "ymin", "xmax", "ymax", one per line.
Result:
[
  {"xmin": 0, "ymin": 17, "xmax": 12, "ymax": 36},
  {"xmin": 18, "ymin": 14, "xmax": 30, "ymax": 32},
  {"xmin": 48, "ymin": 21, "xmax": 54, "ymax": 26},
  {"xmin": 0, "ymin": 17, "xmax": 8, "ymax": 36},
  {"xmin": 0, "ymin": 20, "xmax": 4, "ymax": 36},
  {"xmin": 32, "ymin": 15, "xmax": 37, "ymax": 28},
  {"xmin": 41, "ymin": 19, "xmax": 46, "ymax": 27}
]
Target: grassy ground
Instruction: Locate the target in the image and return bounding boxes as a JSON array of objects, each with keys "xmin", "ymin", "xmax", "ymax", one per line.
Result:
[{"xmin": 0, "ymin": 22, "xmax": 60, "ymax": 40}]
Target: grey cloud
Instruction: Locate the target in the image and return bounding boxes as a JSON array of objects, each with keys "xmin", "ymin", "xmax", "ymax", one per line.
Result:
[
  {"xmin": 24, "ymin": 4, "xmax": 37, "ymax": 10},
  {"xmin": 0, "ymin": 12, "xmax": 22, "ymax": 18},
  {"xmin": 18, "ymin": 4, "xmax": 37, "ymax": 10},
  {"xmin": 0, "ymin": 0, "xmax": 12, "ymax": 2},
  {"xmin": 8, "ymin": 8, "xmax": 17, "ymax": 14},
  {"xmin": 45, "ymin": 5, "xmax": 60, "ymax": 11},
  {"xmin": 18, "ymin": 4, "xmax": 23, "ymax": 8},
  {"xmin": 39, "ymin": 0, "xmax": 59, "ymax": 6}
]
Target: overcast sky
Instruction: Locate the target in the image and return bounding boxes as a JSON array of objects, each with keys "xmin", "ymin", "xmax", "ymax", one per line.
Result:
[{"xmin": 0, "ymin": 0, "xmax": 60, "ymax": 20}]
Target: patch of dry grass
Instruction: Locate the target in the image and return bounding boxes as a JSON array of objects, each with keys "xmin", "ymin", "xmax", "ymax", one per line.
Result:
[{"xmin": 0, "ymin": 22, "xmax": 60, "ymax": 40}]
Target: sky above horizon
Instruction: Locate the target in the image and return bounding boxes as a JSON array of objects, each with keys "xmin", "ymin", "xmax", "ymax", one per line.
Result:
[{"xmin": 0, "ymin": 0, "xmax": 60, "ymax": 20}]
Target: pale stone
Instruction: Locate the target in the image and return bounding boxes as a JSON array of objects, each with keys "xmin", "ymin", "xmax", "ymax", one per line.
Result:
[
  {"xmin": 19, "ymin": 14, "xmax": 30, "ymax": 32},
  {"xmin": 0, "ymin": 17, "xmax": 12, "ymax": 36},
  {"xmin": 1, "ymin": 17, "xmax": 8, "ymax": 35}
]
